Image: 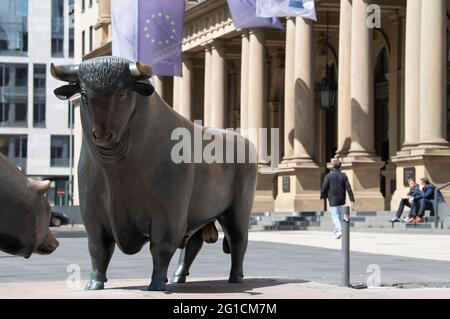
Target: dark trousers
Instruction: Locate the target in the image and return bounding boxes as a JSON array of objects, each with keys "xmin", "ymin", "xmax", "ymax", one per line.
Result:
[
  {"xmin": 416, "ymin": 198, "xmax": 434, "ymax": 218},
  {"xmin": 396, "ymin": 198, "xmax": 416, "ymax": 218}
]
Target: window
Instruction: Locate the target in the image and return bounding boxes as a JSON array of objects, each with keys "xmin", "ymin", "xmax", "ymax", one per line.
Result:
[
  {"xmin": 0, "ymin": 63, "xmax": 28, "ymax": 127},
  {"xmin": 89, "ymin": 26, "xmax": 93, "ymax": 52},
  {"xmin": 82, "ymin": 30, "xmax": 85, "ymax": 56},
  {"xmin": 82, "ymin": 0, "xmax": 85, "ymax": 12},
  {"xmin": 51, "ymin": 135, "xmax": 71, "ymax": 167},
  {"xmin": 51, "ymin": 0, "xmax": 64, "ymax": 57},
  {"xmin": 33, "ymin": 64, "xmax": 46, "ymax": 127},
  {"xmin": 0, "ymin": 134, "xmax": 27, "ymax": 172},
  {"xmin": 89, "ymin": 0, "xmax": 93, "ymax": 8},
  {"xmin": 0, "ymin": 0, "xmax": 28, "ymax": 56},
  {"xmin": 68, "ymin": 101, "xmax": 74, "ymax": 128},
  {"xmin": 69, "ymin": 0, "xmax": 74, "ymax": 57}
]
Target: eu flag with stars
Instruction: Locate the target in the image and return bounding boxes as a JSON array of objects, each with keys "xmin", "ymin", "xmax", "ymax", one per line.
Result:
[{"xmin": 138, "ymin": 0, "xmax": 186, "ymax": 77}]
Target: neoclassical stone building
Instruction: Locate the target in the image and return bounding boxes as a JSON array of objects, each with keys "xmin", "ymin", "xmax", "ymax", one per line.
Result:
[{"xmin": 73, "ymin": 0, "xmax": 450, "ymax": 213}]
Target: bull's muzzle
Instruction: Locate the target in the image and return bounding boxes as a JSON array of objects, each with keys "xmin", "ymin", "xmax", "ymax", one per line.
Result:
[{"xmin": 35, "ymin": 232, "xmax": 59, "ymax": 255}]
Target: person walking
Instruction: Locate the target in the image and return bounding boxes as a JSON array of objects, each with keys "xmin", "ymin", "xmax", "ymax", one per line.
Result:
[{"xmin": 321, "ymin": 160, "xmax": 355, "ymax": 239}]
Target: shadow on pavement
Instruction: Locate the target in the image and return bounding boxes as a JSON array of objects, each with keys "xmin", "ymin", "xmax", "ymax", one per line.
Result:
[{"xmin": 111, "ymin": 278, "xmax": 309, "ymax": 296}]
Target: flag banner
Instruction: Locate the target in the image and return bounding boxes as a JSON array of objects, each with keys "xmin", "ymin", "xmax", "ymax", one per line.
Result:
[
  {"xmin": 111, "ymin": 0, "xmax": 138, "ymax": 62},
  {"xmin": 111, "ymin": 0, "xmax": 185, "ymax": 77},
  {"xmin": 256, "ymin": 0, "xmax": 317, "ymax": 21},
  {"xmin": 227, "ymin": 0, "xmax": 284, "ymax": 30}
]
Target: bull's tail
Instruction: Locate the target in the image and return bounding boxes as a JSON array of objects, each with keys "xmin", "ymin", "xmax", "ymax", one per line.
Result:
[{"xmin": 201, "ymin": 222, "xmax": 218, "ymax": 244}]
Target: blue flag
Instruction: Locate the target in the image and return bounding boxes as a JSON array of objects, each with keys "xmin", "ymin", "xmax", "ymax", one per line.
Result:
[
  {"xmin": 256, "ymin": 0, "xmax": 317, "ymax": 21},
  {"xmin": 227, "ymin": 0, "xmax": 284, "ymax": 30},
  {"xmin": 138, "ymin": 0, "xmax": 186, "ymax": 76},
  {"xmin": 111, "ymin": 0, "xmax": 185, "ymax": 77}
]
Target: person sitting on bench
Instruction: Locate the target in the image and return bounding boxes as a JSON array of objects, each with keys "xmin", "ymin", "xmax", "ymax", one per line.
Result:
[
  {"xmin": 412, "ymin": 178, "xmax": 436, "ymax": 223},
  {"xmin": 390, "ymin": 178, "xmax": 420, "ymax": 223}
]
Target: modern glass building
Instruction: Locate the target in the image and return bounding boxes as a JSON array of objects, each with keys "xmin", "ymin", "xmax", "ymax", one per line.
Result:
[{"xmin": 0, "ymin": 0, "xmax": 75, "ymax": 206}]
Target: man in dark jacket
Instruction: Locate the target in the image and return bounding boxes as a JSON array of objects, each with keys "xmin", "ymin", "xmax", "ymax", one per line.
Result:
[
  {"xmin": 413, "ymin": 178, "xmax": 436, "ymax": 223},
  {"xmin": 390, "ymin": 178, "xmax": 421, "ymax": 223},
  {"xmin": 321, "ymin": 160, "xmax": 355, "ymax": 239}
]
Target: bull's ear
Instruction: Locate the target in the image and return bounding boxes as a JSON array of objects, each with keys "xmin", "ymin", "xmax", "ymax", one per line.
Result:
[
  {"xmin": 133, "ymin": 82, "xmax": 154, "ymax": 96},
  {"xmin": 54, "ymin": 84, "xmax": 80, "ymax": 100}
]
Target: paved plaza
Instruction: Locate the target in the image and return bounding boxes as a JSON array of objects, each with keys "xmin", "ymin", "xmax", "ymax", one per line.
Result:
[{"xmin": 1, "ymin": 230, "xmax": 450, "ymax": 298}]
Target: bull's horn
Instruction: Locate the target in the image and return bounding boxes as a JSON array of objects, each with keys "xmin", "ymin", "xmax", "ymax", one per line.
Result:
[
  {"xmin": 28, "ymin": 179, "xmax": 51, "ymax": 194},
  {"xmin": 50, "ymin": 63, "xmax": 79, "ymax": 83},
  {"xmin": 129, "ymin": 61, "xmax": 153, "ymax": 81}
]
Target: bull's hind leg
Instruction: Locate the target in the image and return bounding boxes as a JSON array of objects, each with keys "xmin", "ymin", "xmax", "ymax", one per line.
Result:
[
  {"xmin": 217, "ymin": 207, "xmax": 251, "ymax": 284},
  {"xmin": 171, "ymin": 229, "xmax": 204, "ymax": 283}
]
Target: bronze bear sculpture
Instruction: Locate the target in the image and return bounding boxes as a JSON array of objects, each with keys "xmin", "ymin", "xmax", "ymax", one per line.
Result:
[{"xmin": 0, "ymin": 153, "xmax": 59, "ymax": 258}]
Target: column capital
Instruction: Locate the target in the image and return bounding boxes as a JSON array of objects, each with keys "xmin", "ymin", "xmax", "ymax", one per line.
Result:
[
  {"xmin": 248, "ymin": 29, "xmax": 265, "ymax": 37},
  {"xmin": 240, "ymin": 30, "xmax": 249, "ymax": 38},
  {"xmin": 210, "ymin": 40, "xmax": 228, "ymax": 51}
]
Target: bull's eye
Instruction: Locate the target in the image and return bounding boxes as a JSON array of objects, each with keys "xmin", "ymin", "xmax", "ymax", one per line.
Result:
[
  {"xmin": 118, "ymin": 88, "xmax": 127, "ymax": 100},
  {"xmin": 81, "ymin": 93, "xmax": 88, "ymax": 105}
]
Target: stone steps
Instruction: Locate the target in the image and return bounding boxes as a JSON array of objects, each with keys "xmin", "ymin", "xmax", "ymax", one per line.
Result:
[{"xmin": 250, "ymin": 211, "xmax": 450, "ymax": 234}]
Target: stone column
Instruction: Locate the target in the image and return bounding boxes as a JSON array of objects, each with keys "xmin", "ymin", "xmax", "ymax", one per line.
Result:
[
  {"xmin": 402, "ymin": 0, "xmax": 421, "ymax": 149},
  {"xmin": 247, "ymin": 30, "xmax": 266, "ymax": 160},
  {"xmin": 173, "ymin": 76, "xmax": 181, "ymax": 113},
  {"xmin": 418, "ymin": 0, "xmax": 448, "ymax": 148},
  {"xmin": 349, "ymin": 0, "xmax": 375, "ymax": 156},
  {"xmin": 247, "ymin": 30, "xmax": 274, "ymax": 212},
  {"xmin": 337, "ymin": 0, "xmax": 352, "ymax": 155},
  {"xmin": 153, "ymin": 76, "xmax": 164, "ymax": 97},
  {"xmin": 179, "ymin": 57, "xmax": 193, "ymax": 120},
  {"xmin": 335, "ymin": 0, "xmax": 384, "ymax": 211},
  {"xmin": 393, "ymin": 0, "xmax": 450, "ymax": 208},
  {"xmin": 283, "ymin": 18, "xmax": 296, "ymax": 161},
  {"xmin": 293, "ymin": 16, "xmax": 315, "ymax": 161},
  {"xmin": 275, "ymin": 17, "xmax": 324, "ymax": 213},
  {"xmin": 210, "ymin": 42, "xmax": 227, "ymax": 128},
  {"xmin": 203, "ymin": 46, "xmax": 212, "ymax": 126},
  {"xmin": 240, "ymin": 31, "xmax": 250, "ymax": 136},
  {"xmin": 95, "ymin": 0, "xmax": 111, "ymax": 47}
]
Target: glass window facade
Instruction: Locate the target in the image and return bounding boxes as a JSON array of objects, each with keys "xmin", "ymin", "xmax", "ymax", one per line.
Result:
[
  {"xmin": 51, "ymin": 0, "xmax": 64, "ymax": 57},
  {"xmin": 33, "ymin": 64, "xmax": 46, "ymax": 127},
  {"xmin": 0, "ymin": 134, "xmax": 27, "ymax": 172},
  {"xmin": 51, "ymin": 135, "xmax": 71, "ymax": 167},
  {"xmin": 89, "ymin": 26, "xmax": 93, "ymax": 52},
  {"xmin": 82, "ymin": 30, "xmax": 85, "ymax": 56},
  {"xmin": 0, "ymin": 63, "xmax": 28, "ymax": 127},
  {"xmin": 0, "ymin": 0, "xmax": 28, "ymax": 56},
  {"xmin": 69, "ymin": 0, "xmax": 74, "ymax": 58}
]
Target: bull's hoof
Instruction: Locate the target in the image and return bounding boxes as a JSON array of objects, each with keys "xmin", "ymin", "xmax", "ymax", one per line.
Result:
[
  {"xmin": 171, "ymin": 275, "xmax": 187, "ymax": 284},
  {"xmin": 148, "ymin": 282, "xmax": 167, "ymax": 291},
  {"xmin": 85, "ymin": 280, "xmax": 104, "ymax": 290},
  {"xmin": 228, "ymin": 275, "xmax": 243, "ymax": 284}
]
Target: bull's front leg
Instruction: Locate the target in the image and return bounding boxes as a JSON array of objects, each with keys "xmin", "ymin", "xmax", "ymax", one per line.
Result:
[
  {"xmin": 148, "ymin": 241, "xmax": 178, "ymax": 291},
  {"xmin": 85, "ymin": 224, "xmax": 115, "ymax": 290}
]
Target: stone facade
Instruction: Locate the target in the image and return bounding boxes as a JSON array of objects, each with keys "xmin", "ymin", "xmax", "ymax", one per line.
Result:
[{"xmin": 73, "ymin": 0, "xmax": 450, "ymax": 212}]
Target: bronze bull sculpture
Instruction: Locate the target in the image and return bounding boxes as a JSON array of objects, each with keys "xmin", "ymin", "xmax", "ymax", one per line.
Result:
[
  {"xmin": 0, "ymin": 153, "xmax": 59, "ymax": 257},
  {"xmin": 51, "ymin": 56, "xmax": 257, "ymax": 291}
]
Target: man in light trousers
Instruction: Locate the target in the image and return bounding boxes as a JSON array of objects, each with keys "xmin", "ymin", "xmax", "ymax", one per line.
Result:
[{"xmin": 320, "ymin": 160, "xmax": 355, "ymax": 239}]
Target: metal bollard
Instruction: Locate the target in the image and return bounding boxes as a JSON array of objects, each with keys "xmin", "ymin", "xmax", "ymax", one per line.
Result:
[{"xmin": 342, "ymin": 206, "xmax": 350, "ymax": 287}]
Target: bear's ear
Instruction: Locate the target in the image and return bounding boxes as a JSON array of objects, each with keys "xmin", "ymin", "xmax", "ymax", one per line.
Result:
[
  {"xmin": 54, "ymin": 84, "xmax": 80, "ymax": 100},
  {"xmin": 133, "ymin": 82, "xmax": 155, "ymax": 97}
]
